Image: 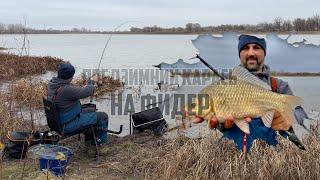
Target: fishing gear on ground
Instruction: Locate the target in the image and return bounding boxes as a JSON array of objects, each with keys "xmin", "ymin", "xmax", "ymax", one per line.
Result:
[{"xmin": 2, "ymin": 131, "xmax": 60, "ymax": 159}]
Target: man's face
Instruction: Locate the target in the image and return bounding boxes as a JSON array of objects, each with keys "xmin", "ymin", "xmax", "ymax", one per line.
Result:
[{"xmin": 239, "ymin": 43, "xmax": 265, "ymax": 72}]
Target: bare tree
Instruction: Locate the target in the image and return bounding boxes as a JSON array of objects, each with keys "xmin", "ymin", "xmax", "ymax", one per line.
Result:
[
  {"xmin": 274, "ymin": 17, "xmax": 283, "ymax": 31},
  {"xmin": 2, "ymin": 15, "xmax": 320, "ymax": 34},
  {"xmin": 312, "ymin": 14, "xmax": 320, "ymax": 31},
  {"xmin": 293, "ymin": 18, "xmax": 306, "ymax": 31},
  {"xmin": 0, "ymin": 22, "xmax": 5, "ymax": 34},
  {"xmin": 20, "ymin": 16, "xmax": 29, "ymax": 56},
  {"xmin": 282, "ymin": 20, "xmax": 292, "ymax": 31},
  {"xmin": 185, "ymin": 23, "xmax": 193, "ymax": 33}
]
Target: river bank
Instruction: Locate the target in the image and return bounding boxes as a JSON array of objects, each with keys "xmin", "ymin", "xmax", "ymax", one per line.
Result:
[{"xmin": 2, "ymin": 131, "xmax": 320, "ymax": 179}]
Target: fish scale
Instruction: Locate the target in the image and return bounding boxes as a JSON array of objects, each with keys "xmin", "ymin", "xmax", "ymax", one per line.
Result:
[{"xmin": 213, "ymin": 80, "xmax": 274, "ymax": 119}]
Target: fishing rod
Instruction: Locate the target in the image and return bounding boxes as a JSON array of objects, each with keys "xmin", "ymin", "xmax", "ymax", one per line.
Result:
[
  {"xmin": 192, "ymin": 54, "xmax": 225, "ymax": 80},
  {"xmin": 90, "ymin": 21, "xmax": 141, "ymax": 103},
  {"xmin": 97, "ymin": 21, "xmax": 140, "ymax": 70}
]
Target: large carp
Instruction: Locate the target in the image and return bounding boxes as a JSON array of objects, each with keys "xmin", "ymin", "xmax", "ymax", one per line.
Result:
[{"xmin": 185, "ymin": 66, "xmax": 301, "ymax": 134}]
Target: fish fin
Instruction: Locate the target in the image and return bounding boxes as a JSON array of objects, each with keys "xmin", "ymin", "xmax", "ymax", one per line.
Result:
[
  {"xmin": 261, "ymin": 110, "xmax": 274, "ymax": 128},
  {"xmin": 231, "ymin": 66, "xmax": 271, "ymax": 90},
  {"xmin": 192, "ymin": 116, "xmax": 205, "ymax": 123},
  {"xmin": 234, "ymin": 119, "xmax": 250, "ymax": 134}
]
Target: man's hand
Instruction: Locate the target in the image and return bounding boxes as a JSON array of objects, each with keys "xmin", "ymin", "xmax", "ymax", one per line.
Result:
[
  {"xmin": 90, "ymin": 74, "xmax": 99, "ymax": 82},
  {"xmin": 191, "ymin": 115, "xmax": 235, "ymax": 129},
  {"xmin": 223, "ymin": 118, "xmax": 235, "ymax": 129},
  {"xmin": 271, "ymin": 110, "xmax": 290, "ymax": 130}
]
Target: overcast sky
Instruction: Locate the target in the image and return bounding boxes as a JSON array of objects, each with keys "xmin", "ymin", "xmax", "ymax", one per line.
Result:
[{"xmin": 1, "ymin": 0, "xmax": 319, "ymax": 31}]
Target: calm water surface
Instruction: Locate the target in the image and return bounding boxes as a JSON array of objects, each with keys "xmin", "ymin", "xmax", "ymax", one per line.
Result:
[
  {"xmin": 1, "ymin": 34, "xmax": 320, "ymax": 70},
  {"xmin": 1, "ymin": 34, "xmax": 319, "ymax": 136}
]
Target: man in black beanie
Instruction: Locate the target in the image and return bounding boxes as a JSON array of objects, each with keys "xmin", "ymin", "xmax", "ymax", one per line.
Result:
[
  {"xmin": 238, "ymin": 34, "xmax": 267, "ymax": 73},
  {"xmin": 221, "ymin": 34, "xmax": 308, "ymax": 152},
  {"xmin": 47, "ymin": 62, "xmax": 109, "ymax": 145}
]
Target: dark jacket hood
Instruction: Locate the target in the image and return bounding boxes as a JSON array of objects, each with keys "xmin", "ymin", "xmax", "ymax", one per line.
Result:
[{"xmin": 48, "ymin": 77, "xmax": 72, "ymax": 90}]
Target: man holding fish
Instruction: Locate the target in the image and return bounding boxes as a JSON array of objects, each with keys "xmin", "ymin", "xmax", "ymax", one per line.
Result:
[{"xmin": 187, "ymin": 34, "xmax": 309, "ymax": 152}]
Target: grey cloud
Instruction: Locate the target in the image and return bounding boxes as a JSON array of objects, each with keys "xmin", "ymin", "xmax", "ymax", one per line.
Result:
[{"xmin": 0, "ymin": 0, "xmax": 319, "ymax": 30}]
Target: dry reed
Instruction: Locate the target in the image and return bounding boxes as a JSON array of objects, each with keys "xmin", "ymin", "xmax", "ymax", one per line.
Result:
[
  {"xmin": 121, "ymin": 133, "xmax": 320, "ymax": 180},
  {"xmin": 1, "ymin": 74, "xmax": 122, "ymax": 131},
  {"xmin": 74, "ymin": 74, "xmax": 123, "ymax": 98},
  {"xmin": 0, "ymin": 92, "xmax": 25, "ymax": 136},
  {"xmin": 9, "ymin": 78, "xmax": 48, "ymax": 110},
  {"xmin": 1, "ymin": 131, "xmax": 320, "ymax": 179},
  {"xmin": 0, "ymin": 53, "xmax": 63, "ymax": 80}
]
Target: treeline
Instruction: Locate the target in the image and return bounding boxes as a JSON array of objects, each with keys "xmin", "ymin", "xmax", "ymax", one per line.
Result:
[
  {"xmin": 0, "ymin": 23, "xmax": 112, "ymax": 34},
  {"xmin": 1, "ymin": 15, "xmax": 320, "ymax": 34},
  {"xmin": 131, "ymin": 15, "xmax": 320, "ymax": 33},
  {"xmin": 271, "ymin": 71, "xmax": 320, "ymax": 76}
]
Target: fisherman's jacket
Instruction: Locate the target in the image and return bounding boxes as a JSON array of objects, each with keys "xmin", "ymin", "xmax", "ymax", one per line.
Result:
[
  {"xmin": 47, "ymin": 77, "xmax": 97, "ymax": 134},
  {"xmin": 47, "ymin": 77, "xmax": 95, "ymax": 113}
]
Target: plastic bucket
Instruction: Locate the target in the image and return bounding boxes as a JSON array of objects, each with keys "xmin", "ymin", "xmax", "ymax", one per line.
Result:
[
  {"xmin": 38, "ymin": 145, "xmax": 73, "ymax": 176},
  {"xmin": 39, "ymin": 158, "xmax": 68, "ymax": 176}
]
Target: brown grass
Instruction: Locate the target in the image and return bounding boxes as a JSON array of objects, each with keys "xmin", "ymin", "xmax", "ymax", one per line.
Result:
[
  {"xmin": 0, "ymin": 53, "xmax": 63, "ymax": 80},
  {"xmin": 9, "ymin": 78, "xmax": 48, "ymax": 110},
  {"xmin": 118, "ymin": 132, "xmax": 320, "ymax": 179},
  {"xmin": 8, "ymin": 78, "xmax": 48, "ymax": 130},
  {"xmin": 7, "ymin": 75, "xmax": 123, "ymax": 110},
  {"xmin": 0, "ymin": 92, "xmax": 25, "ymax": 136},
  {"xmin": 74, "ymin": 74, "xmax": 124, "ymax": 98},
  {"xmin": 0, "ymin": 74, "xmax": 122, "ymax": 133},
  {"xmin": 1, "ymin": 132, "xmax": 320, "ymax": 179}
]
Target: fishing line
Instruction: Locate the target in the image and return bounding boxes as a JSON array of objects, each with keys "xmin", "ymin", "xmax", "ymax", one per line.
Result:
[
  {"xmin": 90, "ymin": 21, "xmax": 141, "ymax": 102},
  {"xmin": 97, "ymin": 20, "xmax": 142, "ymax": 70}
]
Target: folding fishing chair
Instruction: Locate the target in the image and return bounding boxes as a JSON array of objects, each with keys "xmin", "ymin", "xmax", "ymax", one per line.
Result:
[{"xmin": 43, "ymin": 98, "xmax": 123, "ymax": 156}]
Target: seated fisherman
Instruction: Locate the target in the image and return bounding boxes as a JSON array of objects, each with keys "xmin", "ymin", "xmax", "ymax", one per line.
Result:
[
  {"xmin": 220, "ymin": 34, "xmax": 309, "ymax": 151},
  {"xmin": 47, "ymin": 63, "xmax": 108, "ymax": 145}
]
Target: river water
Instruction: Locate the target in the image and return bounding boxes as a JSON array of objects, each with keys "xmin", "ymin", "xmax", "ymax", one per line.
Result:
[{"xmin": 1, "ymin": 34, "xmax": 319, "ymax": 136}]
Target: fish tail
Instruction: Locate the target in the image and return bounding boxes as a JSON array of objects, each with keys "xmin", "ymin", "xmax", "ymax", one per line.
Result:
[
  {"xmin": 272, "ymin": 95, "xmax": 302, "ymax": 130},
  {"xmin": 283, "ymin": 95, "xmax": 302, "ymax": 109}
]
